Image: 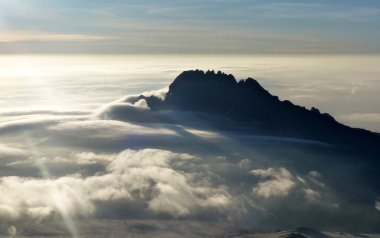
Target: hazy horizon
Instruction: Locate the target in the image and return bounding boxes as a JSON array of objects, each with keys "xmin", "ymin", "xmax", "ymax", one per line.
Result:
[{"xmin": 1, "ymin": 54, "xmax": 379, "ymax": 132}]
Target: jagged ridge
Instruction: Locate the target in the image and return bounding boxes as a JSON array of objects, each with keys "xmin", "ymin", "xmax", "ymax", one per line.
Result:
[{"xmin": 139, "ymin": 70, "xmax": 380, "ymax": 150}]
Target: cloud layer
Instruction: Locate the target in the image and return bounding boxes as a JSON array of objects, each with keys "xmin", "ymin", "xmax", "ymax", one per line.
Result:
[{"xmin": 0, "ymin": 89, "xmax": 379, "ymax": 236}]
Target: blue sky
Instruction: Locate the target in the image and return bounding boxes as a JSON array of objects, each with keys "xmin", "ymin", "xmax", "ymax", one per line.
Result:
[{"xmin": 0, "ymin": 0, "xmax": 379, "ymax": 54}]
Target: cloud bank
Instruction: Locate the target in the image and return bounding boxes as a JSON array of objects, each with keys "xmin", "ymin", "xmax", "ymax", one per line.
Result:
[{"xmin": 0, "ymin": 88, "xmax": 379, "ymax": 237}]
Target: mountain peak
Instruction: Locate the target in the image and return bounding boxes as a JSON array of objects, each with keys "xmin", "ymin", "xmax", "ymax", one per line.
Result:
[
  {"xmin": 169, "ymin": 70, "xmax": 237, "ymax": 91},
  {"xmin": 137, "ymin": 70, "xmax": 380, "ymax": 150},
  {"xmin": 165, "ymin": 70, "xmax": 272, "ymax": 112}
]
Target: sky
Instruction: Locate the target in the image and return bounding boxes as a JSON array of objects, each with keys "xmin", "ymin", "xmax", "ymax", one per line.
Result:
[{"xmin": 0, "ymin": 0, "xmax": 380, "ymax": 54}]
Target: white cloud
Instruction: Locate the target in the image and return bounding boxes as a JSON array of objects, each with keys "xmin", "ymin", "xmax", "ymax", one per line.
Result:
[
  {"xmin": 237, "ymin": 159, "xmax": 253, "ymax": 171},
  {"xmin": 250, "ymin": 168, "xmax": 296, "ymax": 198},
  {"xmin": 48, "ymin": 119, "xmax": 176, "ymax": 138},
  {"xmin": 141, "ymin": 87, "xmax": 168, "ymax": 100},
  {"xmin": 133, "ymin": 99, "xmax": 149, "ymax": 109},
  {"xmin": 0, "ymin": 31, "xmax": 113, "ymax": 42},
  {"xmin": 250, "ymin": 168, "xmax": 330, "ymax": 206},
  {"xmin": 303, "ymin": 188, "xmax": 321, "ymax": 202},
  {"xmin": 0, "ymin": 114, "xmax": 88, "ymax": 133},
  {"xmin": 6, "ymin": 151, "xmax": 115, "ymax": 169},
  {"xmin": 0, "ymin": 144, "xmax": 28, "ymax": 159},
  {"xmin": 0, "ymin": 149, "xmax": 231, "ymax": 222}
]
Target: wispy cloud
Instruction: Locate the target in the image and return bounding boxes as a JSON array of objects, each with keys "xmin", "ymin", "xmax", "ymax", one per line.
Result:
[
  {"xmin": 0, "ymin": 0, "xmax": 380, "ymax": 54},
  {"xmin": 0, "ymin": 31, "xmax": 113, "ymax": 42},
  {"xmin": 340, "ymin": 113, "xmax": 380, "ymax": 123}
]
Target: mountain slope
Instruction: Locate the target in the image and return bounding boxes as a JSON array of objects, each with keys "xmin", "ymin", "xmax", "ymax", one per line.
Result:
[{"xmin": 138, "ymin": 70, "xmax": 380, "ymax": 151}]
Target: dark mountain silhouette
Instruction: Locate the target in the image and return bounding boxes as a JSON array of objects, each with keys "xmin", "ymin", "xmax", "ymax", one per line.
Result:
[{"xmin": 137, "ymin": 70, "xmax": 380, "ymax": 152}]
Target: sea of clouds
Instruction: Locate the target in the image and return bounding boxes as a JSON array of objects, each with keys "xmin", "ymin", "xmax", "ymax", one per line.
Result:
[
  {"xmin": 0, "ymin": 55, "xmax": 380, "ymax": 237},
  {"xmin": 0, "ymin": 86, "xmax": 379, "ymax": 237}
]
